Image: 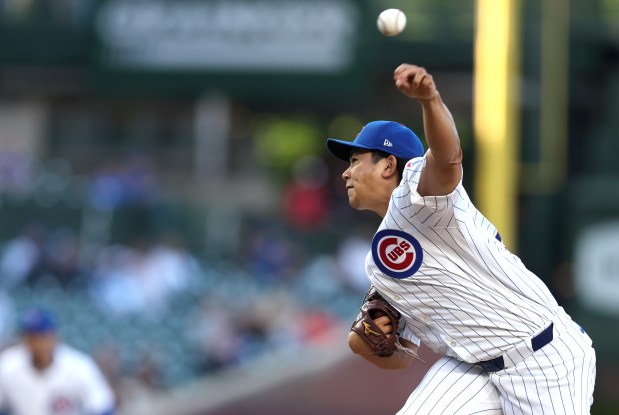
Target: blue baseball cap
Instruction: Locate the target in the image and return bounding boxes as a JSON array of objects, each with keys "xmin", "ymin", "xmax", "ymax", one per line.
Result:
[
  {"xmin": 326, "ymin": 120, "xmax": 424, "ymax": 162},
  {"xmin": 20, "ymin": 307, "xmax": 57, "ymax": 334}
]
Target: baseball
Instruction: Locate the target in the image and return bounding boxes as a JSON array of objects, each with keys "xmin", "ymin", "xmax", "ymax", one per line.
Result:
[{"xmin": 377, "ymin": 9, "xmax": 407, "ymax": 36}]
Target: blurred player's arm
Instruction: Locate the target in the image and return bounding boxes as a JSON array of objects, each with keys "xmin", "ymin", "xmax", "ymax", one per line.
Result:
[
  {"xmin": 347, "ymin": 316, "xmax": 419, "ymax": 370},
  {"xmin": 80, "ymin": 357, "xmax": 117, "ymax": 415},
  {"xmin": 394, "ymin": 64, "xmax": 462, "ymax": 197}
]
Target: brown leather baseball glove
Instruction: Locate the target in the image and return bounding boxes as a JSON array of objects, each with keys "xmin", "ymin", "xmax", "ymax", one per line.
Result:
[{"xmin": 351, "ymin": 286, "xmax": 402, "ymax": 357}]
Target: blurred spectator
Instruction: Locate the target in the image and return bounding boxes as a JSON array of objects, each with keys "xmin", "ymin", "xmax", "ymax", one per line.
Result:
[
  {"xmin": 297, "ymin": 309, "xmax": 340, "ymax": 345},
  {"xmin": 0, "ymin": 307, "xmax": 116, "ymax": 415},
  {"xmin": 89, "ymin": 244, "xmax": 146, "ymax": 316},
  {"xmin": 185, "ymin": 282, "xmax": 344, "ymax": 377},
  {"xmin": 92, "ymin": 340, "xmax": 163, "ymax": 407},
  {"xmin": 335, "ymin": 233, "xmax": 373, "ymax": 294},
  {"xmin": 185, "ymin": 293, "xmax": 244, "ymax": 373},
  {"xmin": 90, "ymin": 236, "xmax": 199, "ymax": 318},
  {"xmin": 132, "ymin": 348, "xmax": 163, "ymax": 391},
  {"xmin": 282, "ymin": 156, "xmax": 330, "ymax": 231},
  {"xmin": 45, "ymin": 228, "xmax": 83, "ymax": 289},
  {"xmin": 246, "ymin": 228, "xmax": 300, "ymax": 282},
  {"xmin": 137, "ymin": 233, "xmax": 199, "ymax": 309},
  {"xmin": 0, "ymin": 152, "xmax": 36, "ymax": 195},
  {"xmin": 0, "ymin": 224, "xmax": 46, "ymax": 288},
  {"xmin": 88, "ymin": 155, "xmax": 157, "ymax": 211},
  {"xmin": 88, "ymin": 161, "xmax": 125, "ymax": 211},
  {"xmin": 121, "ymin": 155, "xmax": 157, "ymax": 207},
  {"xmin": 294, "ymin": 254, "xmax": 342, "ymax": 305}
]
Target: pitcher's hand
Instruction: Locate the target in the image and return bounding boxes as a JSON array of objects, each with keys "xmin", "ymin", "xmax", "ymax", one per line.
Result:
[{"xmin": 394, "ymin": 64, "xmax": 439, "ymax": 101}]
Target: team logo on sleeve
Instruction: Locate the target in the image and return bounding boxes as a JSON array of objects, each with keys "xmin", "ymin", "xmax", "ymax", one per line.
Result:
[{"xmin": 371, "ymin": 230, "xmax": 423, "ymax": 279}]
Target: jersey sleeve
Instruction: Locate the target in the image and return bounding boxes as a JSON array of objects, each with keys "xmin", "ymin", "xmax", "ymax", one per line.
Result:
[
  {"xmin": 79, "ymin": 357, "xmax": 116, "ymax": 415},
  {"xmin": 402, "ymin": 156, "xmax": 463, "ymax": 229}
]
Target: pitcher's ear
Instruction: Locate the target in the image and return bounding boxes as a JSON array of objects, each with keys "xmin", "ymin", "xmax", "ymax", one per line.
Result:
[{"xmin": 381, "ymin": 155, "xmax": 398, "ymax": 178}]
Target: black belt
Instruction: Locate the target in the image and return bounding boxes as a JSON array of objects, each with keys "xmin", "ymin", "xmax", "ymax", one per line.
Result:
[{"xmin": 478, "ymin": 323, "xmax": 554, "ymax": 372}]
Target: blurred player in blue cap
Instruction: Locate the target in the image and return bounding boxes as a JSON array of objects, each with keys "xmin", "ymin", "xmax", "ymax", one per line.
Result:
[{"xmin": 0, "ymin": 306, "xmax": 116, "ymax": 415}]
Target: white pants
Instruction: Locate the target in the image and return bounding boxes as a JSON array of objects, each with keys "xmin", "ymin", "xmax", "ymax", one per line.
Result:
[{"xmin": 397, "ymin": 319, "xmax": 596, "ymax": 415}]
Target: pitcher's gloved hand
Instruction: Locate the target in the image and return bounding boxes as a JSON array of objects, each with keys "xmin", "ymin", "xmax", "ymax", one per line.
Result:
[{"xmin": 350, "ymin": 286, "xmax": 402, "ymax": 357}]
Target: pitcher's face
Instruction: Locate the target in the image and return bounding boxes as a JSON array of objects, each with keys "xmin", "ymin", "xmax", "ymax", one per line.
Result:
[{"xmin": 342, "ymin": 151, "xmax": 384, "ymax": 211}]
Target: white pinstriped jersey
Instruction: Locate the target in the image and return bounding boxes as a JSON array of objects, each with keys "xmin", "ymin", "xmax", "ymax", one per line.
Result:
[
  {"xmin": 366, "ymin": 155, "xmax": 564, "ymax": 364},
  {"xmin": 0, "ymin": 343, "xmax": 115, "ymax": 415}
]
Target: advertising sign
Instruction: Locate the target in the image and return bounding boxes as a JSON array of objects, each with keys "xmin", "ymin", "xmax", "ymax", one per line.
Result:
[{"xmin": 96, "ymin": 0, "xmax": 360, "ymax": 72}]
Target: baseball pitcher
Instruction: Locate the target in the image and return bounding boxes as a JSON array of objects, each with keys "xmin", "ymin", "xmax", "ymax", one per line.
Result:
[{"xmin": 327, "ymin": 64, "xmax": 596, "ymax": 414}]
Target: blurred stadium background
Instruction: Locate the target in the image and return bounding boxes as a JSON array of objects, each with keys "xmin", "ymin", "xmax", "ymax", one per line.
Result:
[{"xmin": 0, "ymin": 0, "xmax": 618, "ymax": 414}]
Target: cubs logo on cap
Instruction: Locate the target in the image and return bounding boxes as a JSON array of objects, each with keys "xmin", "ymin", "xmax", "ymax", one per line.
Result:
[
  {"xmin": 326, "ymin": 120, "xmax": 424, "ymax": 162},
  {"xmin": 371, "ymin": 229, "xmax": 423, "ymax": 279}
]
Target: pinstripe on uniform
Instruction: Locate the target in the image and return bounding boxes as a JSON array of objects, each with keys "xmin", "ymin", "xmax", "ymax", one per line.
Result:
[{"xmin": 368, "ymin": 155, "xmax": 596, "ymax": 414}]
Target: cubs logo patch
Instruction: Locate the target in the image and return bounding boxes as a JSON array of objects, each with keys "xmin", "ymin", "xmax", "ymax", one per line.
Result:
[
  {"xmin": 50, "ymin": 396, "xmax": 73, "ymax": 413},
  {"xmin": 372, "ymin": 229, "xmax": 423, "ymax": 279}
]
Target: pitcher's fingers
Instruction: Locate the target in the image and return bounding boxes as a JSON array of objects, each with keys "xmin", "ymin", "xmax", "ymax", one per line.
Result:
[
  {"xmin": 394, "ymin": 64, "xmax": 423, "ymax": 82},
  {"xmin": 395, "ymin": 77, "xmax": 410, "ymax": 90},
  {"xmin": 395, "ymin": 68, "xmax": 417, "ymax": 88},
  {"xmin": 421, "ymin": 75, "xmax": 434, "ymax": 88},
  {"xmin": 394, "ymin": 63, "xmax": 415, "ymax": 78},
  {"xmin": 374, "ymin": 315, "xmax": 392, "ymax": 325},
  {"xmin": 411, "ymin": 72, "xmax": 428, "ymax": 89}
]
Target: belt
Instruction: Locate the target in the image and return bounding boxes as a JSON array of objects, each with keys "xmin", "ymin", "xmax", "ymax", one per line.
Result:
[{"xmin": 478, "ymin": 323, "xmax": 554, "ymax": 372}]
